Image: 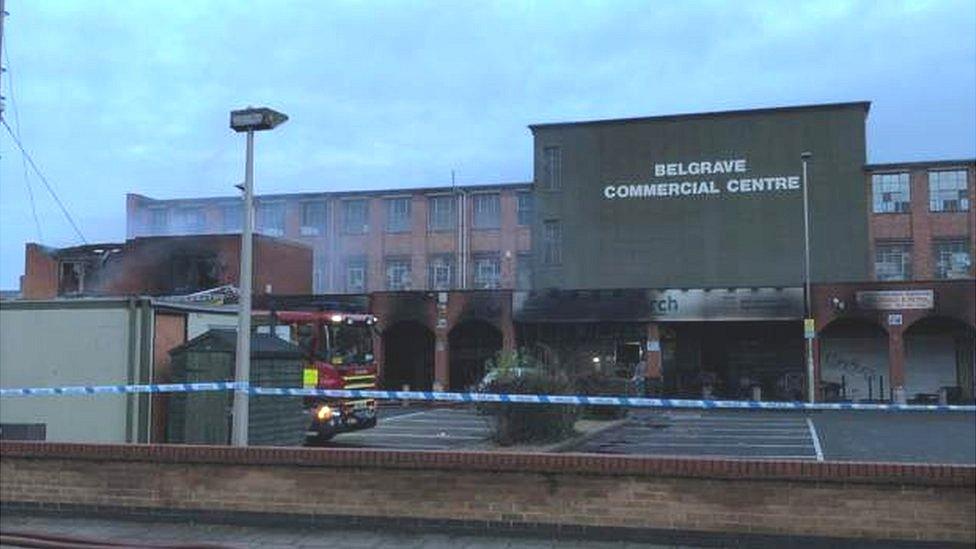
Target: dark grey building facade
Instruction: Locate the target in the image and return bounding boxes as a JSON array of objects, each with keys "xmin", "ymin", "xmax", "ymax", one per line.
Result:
[{"xmin": 529, "ymin": 102, "xmax": 870, "ymax": 290}]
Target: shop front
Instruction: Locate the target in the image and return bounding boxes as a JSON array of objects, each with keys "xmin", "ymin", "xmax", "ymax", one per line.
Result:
[
  {"xmin": 814, "ymin": 281, "xmax": 976, "ymax": 404},
  {"xmin": 514, "ymin": 287, "xmax": 806, "ymax": 399}
]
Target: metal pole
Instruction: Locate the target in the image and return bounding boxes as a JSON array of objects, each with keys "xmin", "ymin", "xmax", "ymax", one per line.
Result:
[
  {"xmin": 231, "ymin": 129, "xmax": 255, "ymax": 446},
  {"xmin": 802, "ymin": 153, "xmax": 815, "ymax": 403}
]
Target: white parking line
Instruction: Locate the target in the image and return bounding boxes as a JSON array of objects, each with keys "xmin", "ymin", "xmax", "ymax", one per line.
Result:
[
  {"xmin": 342, "ymin": 433, "xmax": 485, "ymax": 440},
  {"xmin": 806, "ymin": 417, "xmax": 825, "ymax": 461},
  {"xmin": 382, "ymin": 410, "xmax": 436, "ymax": 422}
]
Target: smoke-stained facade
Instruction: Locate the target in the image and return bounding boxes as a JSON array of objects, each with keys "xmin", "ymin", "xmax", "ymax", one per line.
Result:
[{"xmin": 529, "ymin": 102, "xmax": 870, "ymax": 290}]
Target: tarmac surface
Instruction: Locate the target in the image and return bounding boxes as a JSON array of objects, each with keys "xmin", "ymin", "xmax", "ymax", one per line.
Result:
[
  {"xmin": 0, "ymin": 513, "xmax": 692, "ymax": 548},
  {"xmin": 572, "ymin": 409, "xmax": 976, "ymax": 464},
  {"xmin": 315, "ymin": 406, "xmax": 495, "ymax": 450}
]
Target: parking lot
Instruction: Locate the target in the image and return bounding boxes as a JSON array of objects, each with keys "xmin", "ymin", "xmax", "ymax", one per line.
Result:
[
  {"xmin": 321, "ymin": 406, "xmax": 494, "ymax": 450},
  {"xmin": 573, "ymin": 409, "xmax": 976, "ymax": 464}
]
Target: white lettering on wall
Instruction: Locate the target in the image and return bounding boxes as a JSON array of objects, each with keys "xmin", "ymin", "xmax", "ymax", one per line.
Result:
[{"xmin": 605, "ymin": 157, "xmax": 800, "ymax": 200}]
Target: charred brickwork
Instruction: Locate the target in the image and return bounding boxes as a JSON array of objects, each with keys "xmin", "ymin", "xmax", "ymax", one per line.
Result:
[{"xmin": 21, "ymin": 234, "xmax": 312, "ymax": 299}]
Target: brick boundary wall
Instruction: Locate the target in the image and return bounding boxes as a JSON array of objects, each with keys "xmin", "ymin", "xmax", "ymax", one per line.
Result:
[{"xmin": 2, "ymin": 442, "xmax": 974, "ymax": 545}]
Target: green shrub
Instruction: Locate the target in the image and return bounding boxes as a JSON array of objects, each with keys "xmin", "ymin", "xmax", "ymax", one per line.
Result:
[{"xmin": 480, "ymin": 350, "xmax": 578, "ymax": 445}]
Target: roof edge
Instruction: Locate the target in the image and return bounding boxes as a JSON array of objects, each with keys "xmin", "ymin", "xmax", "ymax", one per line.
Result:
[{"xmin": 528, "ymin": 101, "xmax": 872, "ymax": 131}]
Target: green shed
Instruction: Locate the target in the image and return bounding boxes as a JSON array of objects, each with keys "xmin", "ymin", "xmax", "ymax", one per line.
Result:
[{"xmin": 166, "ymin": 329, "xmax": 306, "ymax": 446}]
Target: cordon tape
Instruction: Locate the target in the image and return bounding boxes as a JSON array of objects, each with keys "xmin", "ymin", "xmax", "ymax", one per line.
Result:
[{"xmin": 0, "ymin": 382, "xmax": 973, "ymax": 412}]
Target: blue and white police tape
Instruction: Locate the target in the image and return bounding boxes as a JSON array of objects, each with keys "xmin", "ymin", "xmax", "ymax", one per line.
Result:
[{"xmin": 0, "ymin": 382, "xmax": 974, "ymax": 412}]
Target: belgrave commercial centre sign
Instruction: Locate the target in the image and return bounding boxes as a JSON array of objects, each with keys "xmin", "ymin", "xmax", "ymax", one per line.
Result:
[{"xmin": 602, "ymin": 157, "xmax": 801, "ymax": 200}]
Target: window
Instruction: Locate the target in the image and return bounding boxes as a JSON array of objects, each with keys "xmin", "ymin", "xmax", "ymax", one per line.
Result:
[
  {"xmin": 385, "ymin": 258, "xmax": 412, "ymax": 290},
  {"xmin": 345, "ymin": 257, "xmax": 367, "ymax": 293},
  {"xmin": 934, "ymin": 239, "xmax": 972, "ymax": 279},
  {"xmin": 875, "ymin": 242, "xmax": 912, "ymax": 281},
  {"xmin": 257, "ymin": 202, "xmax": 286, "ymax": 237},
  {"xmin": 149, "ymin": 208, "xmax": 168, "ymax": 235},
  {"xmin": 428, "ymin": 255, "xmax": 454, "ymax": 290},
  {"xmin": 516, "ymin": 253, "xmax": 532, "ymax": 289},
  {"xmin": 472, "ymin": 193, "xmax": 500, "ymax": 229},
  {"xmin": 313, "ymin": 251, "xmax": 328, "ymax": 293},
  {"xmin": 173, "ymin": 207, "xmax": 205, "ymax": 233},
  {"xmin": 473, "ymin": 254, "xmax": 501, "ymax": 289},
  {"xmin": 929, "ymin": 170, "xmax": 970, "ymax": 212},
  {"xmin": 542, "ymin": 146, "xmax": 562, "ymax": 190},
  {"xmin": 517, "ymin": 192, "xmax": 533, "ymax": 226},
  {"xmin": 301, "ymin": 202, "xmax": 328, "ymax": 236},
  {"xmin": 871, "ymin": 173, "xmax": 910, "ymax": 213},
  {"xmin": 543, "ymin": 220, "xmax": 562, "ymax": 265},
  {"xmin": 222, "ymin": 204, "xmax": 242, "ymax": 233},
  {"xmin": 428, "ymin": 195, "xmax": 456, "ymax": 231},
  {"xmin": 59, "ymin": 261, "xmax": 86, "ymax": 295},
  {"xmin": 386, "ymin": 197, "xmax": 412, "ymax": 233},
  {"xmin": 343, "ymin": 199, "xmax": 369, "ymax": 234}
]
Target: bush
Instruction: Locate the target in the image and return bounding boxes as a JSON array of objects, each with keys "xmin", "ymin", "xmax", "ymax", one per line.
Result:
[
  {"xmin": 480, "ymin": 350, "xmax": 578, "ymax": 446},
  {"xmin": 574, "ymin": 370, "xmax": 631, "ymax": 420}
]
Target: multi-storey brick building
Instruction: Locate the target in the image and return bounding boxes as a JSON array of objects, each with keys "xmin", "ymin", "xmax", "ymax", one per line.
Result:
[
  {"xmin": 126, "ymin": 183, "xmax": 532, "ymax": 294},
  {"xmin": 58, "ymin": 103, "xmax": 976, "ymax": 401},
  {"xmin": 866, "ymin": 160, "xmax": 975, "ymax": 282}
]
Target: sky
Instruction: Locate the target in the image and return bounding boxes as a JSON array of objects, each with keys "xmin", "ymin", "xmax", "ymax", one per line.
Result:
[{"xmin": 1, "ymin": 0, "xmax": 974, "ymax": 290}]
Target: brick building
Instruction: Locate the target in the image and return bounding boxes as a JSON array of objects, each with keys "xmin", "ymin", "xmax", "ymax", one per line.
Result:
[
  {"xmin": 80, "ymin": 103, "xmax": 976, "ymax": 400},
  {"xmin": 21, "ymin": 234, "xmax": 312, "ymax": 300},
  {"xmin": 126, "ymin": 183, "xmax": 532, "ymax": 294}
]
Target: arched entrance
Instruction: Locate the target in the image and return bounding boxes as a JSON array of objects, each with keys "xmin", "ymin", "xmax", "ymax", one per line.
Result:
[
  {"xmin": 904, "ymin": 316, "xmax": 976, "ymax": 403},
  {"xmin": 819, "ymin": 318, "xmax": 889, "ymax": 402},
  {"xmin": 448, "ymin": 320, "xmax": 502, "ymax": 391},
  {"xmin": 382, "ymin": 321, "xmax": 435, "ymax": 391}
]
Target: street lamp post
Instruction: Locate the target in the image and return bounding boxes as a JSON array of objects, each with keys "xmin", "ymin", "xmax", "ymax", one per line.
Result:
[
  {"xmin": 229, "ymin": 107, "xmax": 288, "ymax": 447},
  {"xmin": 801, "ymin": 151, "xmax": 815, "ymax": 404}
]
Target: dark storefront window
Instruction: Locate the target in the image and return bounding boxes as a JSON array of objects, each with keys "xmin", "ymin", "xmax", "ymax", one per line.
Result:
[
  {"xmin": 543, "ymin": 220, "xmax": 562, "ymax": 265},
  {"xmin": 473, "ymin": 254, "xmax": 501, "ymax": 289},
  {"xmin": 385, "ymin": 257, "xmax": 412, "ymax": 290},
  {"xmin": 929, "ymin": 170, "xmax": 970, "ymax": 212},
  {"xmin": 301, "ymin": 201, "xmax": 328, "ymax": 236},
  {"xmin": 871, "ymin": 172, "xmax": 910, "ymax": 213},
  {"xmin": 257, "ymin": 202, "xmax": 286, "ymax": 237},
  {"xmin": 517, "ymin": 192, "xmax": 533, "ymax": 225},
  {"xmin": 472, "ymin": 193, "xmax": 500, "ymax": 229},
  {"xmin": 386, "ymin": 197, "xmax": 412, "ymax": 233},
  {"xmin": 345, "ymin": 257, "xmax": 367, "ymax": 293},
  {"xmin": 934, "ymin": 239, "xmax": 972, "ymax": 279},
  {"xmin": 542, "ymin": 146, "xmax": 562, "ymax": 190},
  {"xmin": 428, "ymin": 195, "xmax": 456, "ymax": 232},
  {"xmin": 875, "ymin": 242, "xmax": 912, "ymax": 281},
  {"xmin": 428, "ymin": 254, "xmax": 454, "ymax": 290},
  {"xmin": 343, "ymin": 199, "xmax": 369, "ymax": 234}
]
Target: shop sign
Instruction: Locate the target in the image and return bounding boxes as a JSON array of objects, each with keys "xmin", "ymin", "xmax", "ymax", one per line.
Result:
[
  {"xmin": 646, "ymin": 287, "xmax": 804, "ymax": 321},
  {"xmin": 602, "ymin": 156, "xmax": 801, "ymax": 201},
  {"xmin": 856, "ymin": 290, "xmax": 934, "ymax": 311}
]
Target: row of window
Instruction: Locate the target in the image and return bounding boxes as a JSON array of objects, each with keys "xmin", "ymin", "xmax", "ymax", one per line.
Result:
[
  {"xmin": 311, "ymin": 254, "xmax": 534, "ymax": 293},
  {"xmin": 875, "ymin": 239, "xmax": 972, "ymax": 281},
  {"xmin": 146, "ymin": 193, "xmax": 534, "ymax": 237},
  {"xmin": 871, "ymin": 170, "xmax": 970, "ymax": 214}
]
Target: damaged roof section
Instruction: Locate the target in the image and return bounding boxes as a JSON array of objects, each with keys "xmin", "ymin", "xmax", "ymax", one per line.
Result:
[{"xmin": 21, "ymin": 234, "xmax": 312, "ymax": 300}]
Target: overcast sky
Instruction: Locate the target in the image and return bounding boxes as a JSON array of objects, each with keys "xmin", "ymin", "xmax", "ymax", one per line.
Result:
[{"xmin": 1, "ymin": 0, "xmax": 974, "ymax": 290}]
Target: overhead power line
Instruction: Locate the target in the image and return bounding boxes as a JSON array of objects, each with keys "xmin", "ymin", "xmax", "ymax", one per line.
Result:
[
  {"xmin": 2, "ymin": 117, "xmax": 87, "ymax": 243},
  {"xmin": 2, "ymin": 44, "xmax": 43, "ymax": 241}
]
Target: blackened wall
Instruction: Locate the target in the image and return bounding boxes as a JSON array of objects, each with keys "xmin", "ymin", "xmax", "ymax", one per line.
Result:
[{"xmin": 530, "ymin": 102, "xmax": 870, "ymax": 289}]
